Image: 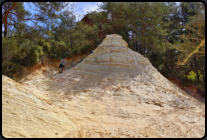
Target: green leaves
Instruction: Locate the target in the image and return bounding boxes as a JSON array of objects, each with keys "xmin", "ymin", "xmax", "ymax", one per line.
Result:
[
  {"xmin": 37, "ymin": 39, "xmax": 45, "ymax": 46},
  {"xmin": 164, "ymin": 4, "xmax": 205, "ymax": 66},
  {"xmin": 185, "ymin": 70, "xmax": 204, "ymax": 82},
  {"xmin": 43, "ymin": 42, "xmax": 50, "ymax": 53},
  {"xmin": 29, "ymin": 45, "xmax": 43, "ymax": 65},
  {"xmin": 2, "ymin": 37, "xmax": 19, "ymax": 63}
]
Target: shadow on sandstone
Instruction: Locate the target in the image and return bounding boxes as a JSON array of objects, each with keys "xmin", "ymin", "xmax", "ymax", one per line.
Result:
[{"xmin": 46, "ymin": 70, "xmax": 137, "ymax": 103}]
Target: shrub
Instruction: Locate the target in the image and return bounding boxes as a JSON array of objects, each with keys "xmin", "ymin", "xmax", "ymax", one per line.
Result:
[
  {"xmin": 37, "ymin": 39, "xmax": 45, "ymax": 46},
  {"xmin": 184, "ymin": 70, "xmax": 205, "ymax": 83},
  {"xmin": 49, "ymin": 40, "xmax": 59, "ymax": 58},
  {"xmin": 2, "ymin": 37, "xmax": 20, "ymax": 76},
  {"xmin": 43, "ymin": 42, "xmax": 51, "ymax": 53},
  {"xmin": 29, "ymin": 45, "xmax": 43, "ymax": 66},
  {"xmin": 158, "ymin": 64, "xmax": 169, "ymax": 77}
]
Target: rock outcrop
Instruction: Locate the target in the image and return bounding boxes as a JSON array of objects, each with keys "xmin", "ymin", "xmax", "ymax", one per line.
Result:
[
  {"xmin": 2, "ymin": 34, "xmax": 205, "ymax": 138},
  {"xmin": 2, "ymin": 75, "xmax": 77, "ymax": 138}
]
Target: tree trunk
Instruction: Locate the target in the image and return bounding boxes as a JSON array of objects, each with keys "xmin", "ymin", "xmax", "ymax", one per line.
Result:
[
  {"xmin": 71, "ymin": 41, "xmax": 73, "ymax": 50},
  {"xmin": 184, "ymin": 67, "xmax": 188, "ymax": 82},
  {"xmin": 3, "ymin": 2, "xmax": 17, "ymax": 38},
  {"xmin": 135, "ymin": 40, "xmax": 138, "ymax": 52},
  {"xmin": 70, "ymin": 36, "xmax": 73, "ymax": 50},
  {"xmin": 112, "ymin": 17, "xmax": 115, "ymax": 34},
  {"xmin": 166, "ymin": 49, "xmax": 170, "ymax": 73},
  {"xmin": 201, "ymin": 67, "xmax": 205, "ymax": 84},
  {"xmin": 180, "ymin": 3, "xmax": 183, "ymax": 37},
  {"xmin": 203, "ymin": 73, "xmax": 205, "ymax": 85}
]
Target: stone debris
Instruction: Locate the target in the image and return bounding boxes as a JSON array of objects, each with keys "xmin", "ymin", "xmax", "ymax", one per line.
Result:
[{"xmin": 2, "ymin": 34, "xmax": 205, "ymax": 138}]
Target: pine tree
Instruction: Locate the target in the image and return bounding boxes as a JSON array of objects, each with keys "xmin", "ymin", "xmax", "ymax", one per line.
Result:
[
  {"xmin": 163, "ymin": 2, "xmax": 205, "ymax": 83},
  {"xmin": 2, "ymin": 2, "xmax": 68, "ymax": 76},
  {"xmin": 2, "ymin": 2, "xmax": 69, "ymax": 38},
  {"xmin": 54, "ymin": 3, "xmax": 78, "ymax": 51}
]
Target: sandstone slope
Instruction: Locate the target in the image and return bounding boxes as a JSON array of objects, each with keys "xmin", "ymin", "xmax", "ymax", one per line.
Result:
[{"xmin": 2, "ymin": 34, "xmax": 205, "ymax": 138}]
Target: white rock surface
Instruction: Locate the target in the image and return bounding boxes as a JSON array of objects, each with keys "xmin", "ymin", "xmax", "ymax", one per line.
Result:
[
  {"xmin": 2, "ymin": 34, "xmax": 205, "ymax": 138},
  {"xmin": 2, "ymin": 75, "xmax": 76, "ymax": 138}
]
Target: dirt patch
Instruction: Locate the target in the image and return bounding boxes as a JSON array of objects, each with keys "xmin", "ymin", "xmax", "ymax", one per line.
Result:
[
  {"xmin": 13, "ymin": 51, "xmax": 93, "ymax": 83},
  {"xmin": 168, "ymin": 77, "xmax": 205, "ymax": 103}
]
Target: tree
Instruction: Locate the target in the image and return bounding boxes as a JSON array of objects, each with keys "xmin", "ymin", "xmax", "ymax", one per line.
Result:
[
  {"xmin": 57, "ymin": 3, "xmax": 78, "ymax": 51},
  {"xmin": 74, "ymin": 20, "xmax": 101, "ymax": 54},
  {"xmin": 97, "ymin": 2, "xmax": 132, "ymax": 41},
  {"xmin": 2, "ymin": 2, "xmax": 69, "ymax": 38},
  {"xmin": 2, "ymin": 36, "xmax": 20, "ymax": 71},
  {"xmin": 2, "ymin": 2, "xmax": 69, "ymax": 77},
  {"xmin": 163, "ymin": 2, "xmax": 205, "ymax": 83},
  {"xmin": 165, "ymin": 3, "xmax": 205, "ymax": 66},
  {"xmin": 86, "ymin": 11, "xmax": 109, "ymax": 39}
]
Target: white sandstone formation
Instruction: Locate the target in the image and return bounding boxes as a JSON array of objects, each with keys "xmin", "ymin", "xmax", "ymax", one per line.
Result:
[{"xmin": 2, "ymin": 34, "xmax": 205, "ymax": 138}]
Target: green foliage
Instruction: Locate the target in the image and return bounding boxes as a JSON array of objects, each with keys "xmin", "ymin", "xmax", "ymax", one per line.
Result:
[
  {"xmin": 10, "ymin": 63, "xmax": 24, "ymax": 75},
  {"xmin": 2, "ymin": 1, "xmax": 205, "ymax": 93},
  {"xmin": 157, "ymin": 64, "xmax": 169, "ymax": 77},
  {"xmin": 37, "ymin": 39, "xmax": 45, "ymax": 46},
  {"xmin": 184, "ymin": 70, "xmax": 205, "ymax": 82},
  {"xmin": 49, "ymin": 40, "xmax": 59, "ymax": 58},
  {"xmin": 162, "ymin": 2, "xmax": 205, "ymax": 66},
  {"xmin": 185, "ymin": 71, "xmax": 197, "ymax": 82},
  {"xmin": 43, "ymin": 42, "xmax": 50, "ymax": 53},
  {"xmin": 29, "ymin": 45, "xmax": 43, "ymax": 66},
  {"xmin": 58, "ymin": 41, "xmax": 66, "ymax": 48},
  {"xmin": 2, "ymin": 37, "xmax": 20, "ymax": 74},
  {"xmin": 57, "ymin": 41, "xmax": 67, "ymax": 57},
  {"xmin": 48, "ymin": 40, "xmax": 68, "ymax": 59}
]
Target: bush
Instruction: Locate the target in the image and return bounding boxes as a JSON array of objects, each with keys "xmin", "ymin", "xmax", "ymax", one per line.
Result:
[
  {"xmin": 184, "ymin": 70, "xmax": 204, "ymax": 83},
  {"xmin": 58, "ymin": 41, "xmax": 70, "ymax": 58},
  {"xmin": 49, "ymin": 40, "xmax": 59, "ymax": 58},
  {"xmin": 58, "ymin": 41, "xmax": 66, "ymax": 48},
  {"xmin": 10, "ymin": 63, "xmax": 24, "ymax": 75},
  {"xmin": 48, "ymin": 40, "xmax": 70, "ymax": 59},
  {"xmin": 70, "ymin": 49, "xmax": 78, "ymax": 56},
  {"xmin": 79, "ymin": 44, "xmax": 92, "ymax": 53},
  {"xmin": 43, "ymin": 42, "xmax": 51, "ymax": 53},
  {"xmin": 157, "ymin": 64, "xmax": 169, "ymax": 77},
  {"xmin": 29, "ymin": 45, "xmax": 43, "ymax": 66},
  {"xmin": 37, "ymin": 39, "xmax": 45, "ymax": 46},
  {"xmin": 2, "ymin": 37, "xmax": 20, "ymax": 76}
]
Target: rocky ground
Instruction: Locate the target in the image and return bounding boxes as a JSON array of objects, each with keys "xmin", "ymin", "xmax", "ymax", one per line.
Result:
[{"xmin": 2, "ymin": 34, "xmax": 205, "ymax": 138}]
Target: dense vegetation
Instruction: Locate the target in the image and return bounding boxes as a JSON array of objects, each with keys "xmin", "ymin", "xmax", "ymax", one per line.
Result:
[{"xmin": 2, "ymin": 2, "xmax": 205, "ymax": 92}]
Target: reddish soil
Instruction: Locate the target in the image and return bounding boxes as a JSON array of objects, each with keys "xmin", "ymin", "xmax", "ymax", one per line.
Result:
[
  {"xmin": 12, "ymin": 48, "xmax": 96, "ymax": 79},
  {"xmin": 168, "ymin": 77, "xmax": 205, "ymax": 103}
]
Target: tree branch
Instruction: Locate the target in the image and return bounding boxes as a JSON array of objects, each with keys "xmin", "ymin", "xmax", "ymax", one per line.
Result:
[
  {"xmin": 178, "ymin": 39, "xmax": 205, "ymax": 65},
  {"xmin": 43, "ymin": 2, "xmax": 53, "ymax": 7},
  {"xmin": 9, "ymin": 12, "xmax": 50, "ymax": 21},
  {"xmin": 2, "ymin": 14, "xmax": 4, "ymax": 24},
  {"xmin": 7, "ymin": 63, "xmax": 15, "ymax": 71},
  {"xmin": 9, "ymin": 12, "xmax": 33, "ymax": 20}
]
